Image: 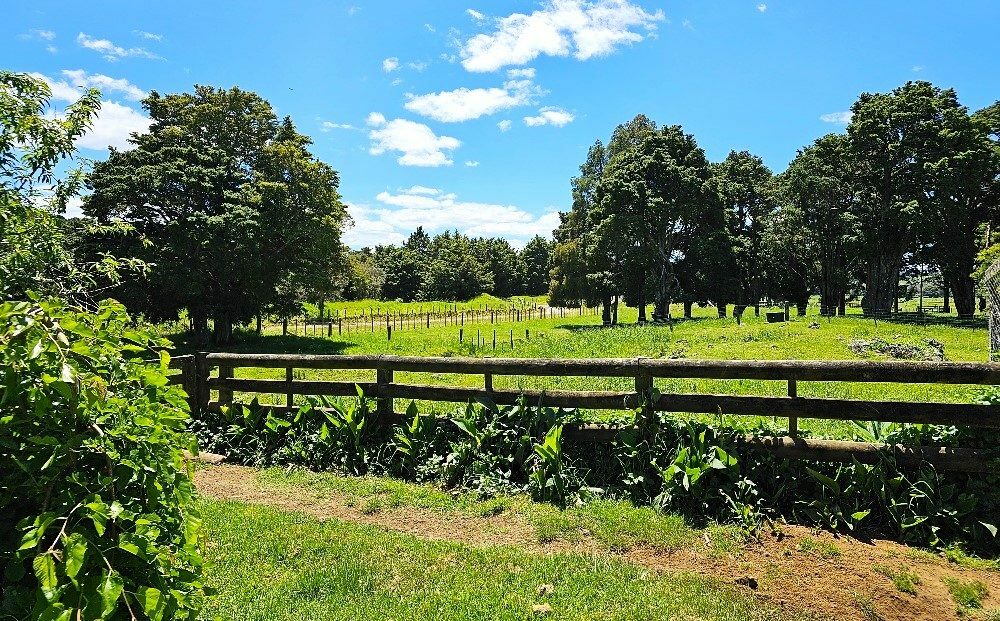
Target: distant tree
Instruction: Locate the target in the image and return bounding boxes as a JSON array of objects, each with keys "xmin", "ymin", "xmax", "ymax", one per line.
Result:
[
  {"xmin": 519, "ymin": 235, "xmax": 552, "ymax": 295},
  {"xmin": 86, "ymin": 86, "xmax": 347, "ymax": 343},
  {"xmin": 420, "ymin": 232, "xmax": 492, "ymax": 301},
  {"xmin": 406, "ymin": 226, "xmax": 431, "ymax": 255},
  {"xmin": 379, "ymin": 245, "xmax": 423, "ymax": 301},
  {"xmin": 472, "ymin": 237, "xmax": 522, "ymax": 298},
  {"xmin": 710, "ymin": 150, "xmax": 775, "ymax": 317},
  {"xmin": 341, "ymin": 248, "xmax": 384, "ymax": 300},
  {"xmin": 778, "ymin": 134, "xmax": 858, "ymax": 315}
]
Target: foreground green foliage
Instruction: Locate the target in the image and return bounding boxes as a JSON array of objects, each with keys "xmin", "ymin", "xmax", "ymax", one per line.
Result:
[
  {"xmin": 0, "ymin": 299, "xmax": 206, "ymax": 620},
  {"xmin": 198, "ymin": 499, "xmax": 794, "ymax": 621}
]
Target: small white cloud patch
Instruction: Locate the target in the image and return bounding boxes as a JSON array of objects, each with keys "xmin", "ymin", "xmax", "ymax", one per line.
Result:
[
  {"xmin": 366, "ymin": 113, "xmax": 461, "ymax": 167},
  {"xmin": 524, "ymin": 106, "xmax": 574, "ymax": 127},
  {"xmin": 757, "ymin": 4, "xmax": 767, "ymax": 13},
  {"xmin": 819, "ymin": 111, "xmax": 852, "ymax": 124},
  {"xmin": 77, "ymin": 32, "xmax": 162, "ymax": 61},
  {"xmin": 497, "ymin": 119, "xmax": 513, "ymax": 132},
  {"xmin": 465, "ymin": 160, "xmax": 480, "ymax": 167}
]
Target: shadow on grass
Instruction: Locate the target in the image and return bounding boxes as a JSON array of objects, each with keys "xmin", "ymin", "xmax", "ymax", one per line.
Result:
[
  {"xmin": 557, "ymin": 317, "xmax": 718, "ymax": 332},
  {"xmin": 860, "ymin": 312, "xmax": 986, "ymax": 330},
  {"xmin": 169, "ymin": 329, "xmax": 358, "ymax": 356}
]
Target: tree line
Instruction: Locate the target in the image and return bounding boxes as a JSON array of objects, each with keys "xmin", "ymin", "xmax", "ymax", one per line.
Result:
[
  {"xmin": 337, "ymin": 228, "xmax": 552, "ymax": 305},
  {"xmin": 550, "ymin": 81, "xmax": 1000, "ymax": 323}
]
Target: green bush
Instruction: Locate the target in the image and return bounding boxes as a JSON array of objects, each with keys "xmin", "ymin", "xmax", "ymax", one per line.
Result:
[{"xmin": 0, "ymin": 298, "xmax": 207, "ymax": 620}]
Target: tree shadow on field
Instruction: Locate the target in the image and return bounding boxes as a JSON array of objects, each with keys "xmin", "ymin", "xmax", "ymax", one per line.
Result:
[
  {"xmin": 855, "ymin": 313, "xmax": 986, "ymax": 330},
  {"xmin": 558, "ymin": 317, "xmax": 715, "ymax": 332},
  {"xmin": 169, "ymin": 329, "xmax": 357, "ymax": 356}
]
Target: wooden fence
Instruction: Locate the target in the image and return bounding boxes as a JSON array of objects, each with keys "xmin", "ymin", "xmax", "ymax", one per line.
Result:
[{"xmin": 165, "ymin": 353, "xmax": 1000, "ymax": 473}]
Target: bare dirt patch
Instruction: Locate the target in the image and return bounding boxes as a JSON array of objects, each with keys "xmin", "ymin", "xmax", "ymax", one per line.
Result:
[{"xmin": 194, "ymin": 463, "xmax": 999, "ymax": 621}]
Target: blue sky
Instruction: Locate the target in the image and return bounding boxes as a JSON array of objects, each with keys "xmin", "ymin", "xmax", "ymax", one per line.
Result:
[{"xmin": 6, "ymin": 0, "xmax": 1000, "ymax": 248}]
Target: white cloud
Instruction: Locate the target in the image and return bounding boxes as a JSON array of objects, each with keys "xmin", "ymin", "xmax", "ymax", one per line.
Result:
[
  {"xmin": 819, "ymin": 111, "xmax": 852, "ymax": 124},
  {"xmin": 524, "ymin": 106, "xmax": 575, "ymax": 127},
  {"xmin": 46, "ymin": 45, "xmax": 58, "ymax": 54},
  {"xmin": 77, "ymin": 32, "xmax": 162, "ymax": 61},
  {"xmin": 425, "ymin": 23, "xmax": 437, "ymax": 32},
  {"xmin": 756, "ymin": 3, "xmax": 767, "ymax": 12},
  {"xmin": 347, "ymin": 5, "xmax": 360, "ymax": 15},
  {"xmin": 366, "ymin": 113, "xmax": 461, "ymax": 167},
  {"xmin": 22, "ymin": 29, "xmax": 56, "ymax": 40},
  {"xmin": 460, "ymin": 0, "xmax": 663, "ymax": 72},
  {"xmin": 342, "ymin": 186, "xmax": 559, "ymax": 248},
  {"xmin": 392, "ymin": 77, "xmax": 404, "ymax": 86},
  {"xmin": 408, "ymin": 61, "xmax": 428, "ymax": 71},
  {"xmin": 404, "ymin": 76, "xmax": 540, "ymax": 122},
  {"xmin": 133, "ymin": 30, "xmax": 163, "ymax": 41},
  {"xmin": 506, "ymin": 67, "xmax": 536, "ymax": 79},
  {"xmin": 467, "ymin": 8, "xmax": 486, "ymax": 21},
  {"xmin": 465, "ymin": 160, "xmax": 480, "ymax": 167},
  {"xmin": 382, "ymin": 57, "xmax": 400, "ymax": 72},
  {"xmin": 497, "ymin": 119, "xmax": 513, "ymax": 132},
  {"xmin": 32, "ymin": 72, "xmax": 150, "ymax": 150},
  {"xmin": 61, "ymin": 69, "xmax": 147, "ymax": 101},
  {"xmin": 912, "ymin": 65, "xmax": 924, "ymax": 72},
  {"xmin": 321, "ymin": 121, "xmax": 355, "ymax": 131},
  {"xmin": 681, "ymin": 19, "xmax": 694, "ymax": 30}
]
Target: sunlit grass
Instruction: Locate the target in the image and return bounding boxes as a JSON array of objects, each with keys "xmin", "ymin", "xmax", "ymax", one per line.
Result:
[{"xmin": 198, "ymin": 498, "xmax": 797, "ymax": 621}]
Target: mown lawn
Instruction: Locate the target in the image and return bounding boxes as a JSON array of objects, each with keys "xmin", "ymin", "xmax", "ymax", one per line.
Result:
[
  {"xmin": 197, "ymin": 498, "xmax": 796, "ymax": 621},
  {"xmin": 169, "ymin": 301, "xmax": 991, "ymax": 440}
]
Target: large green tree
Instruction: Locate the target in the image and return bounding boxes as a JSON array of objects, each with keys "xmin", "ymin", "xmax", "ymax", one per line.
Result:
[
  {"xmin": 710, "ymin": 151, "xmax": 775, "ymax": 317},
  {"xmin": 86, "ymin": 86, "xmax": 346, "ymax": 342},
  {"xmin": 519, "ymin": 235, "xmax": 553, "ymax": 296},
  {"xmin": 847, "ymin": 81, "xmax": 958, "ymax": 315},
  {"xmin": 778, "ymin": 134, "xmax": 858, "ymax": 315}
]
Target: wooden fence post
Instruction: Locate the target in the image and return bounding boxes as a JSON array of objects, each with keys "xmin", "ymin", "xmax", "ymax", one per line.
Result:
[
  {"xmin": 218, "ymin": 363, "xmax": 234, "ymax": 406},
  {"xmin": 635, "ymin": 358, "xmax": 654, "ymax": 420},
  {"xmin": 376, "ymin": 367, "xmax": 393, "ymax": 421},
  {"xmin": 788, "ymin": 379, "xmax": 799, "ymax": 437},
  {"xmin": 195, "ymin": 352, "xmax": 210, "ymax": 414},
  {"xmin": 285, "ymin": 367, "xmax": 294, "ymax": 410}
]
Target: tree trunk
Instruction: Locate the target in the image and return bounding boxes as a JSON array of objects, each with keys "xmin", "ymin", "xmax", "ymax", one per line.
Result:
[
  {"xmin": 683, "ymin": 301, "xmax": 693, "ymax": 319},
  {"xmin": 943, "ymin": 285, "xmax": 951, "ymax": 314},
  {"xmin": 256, "ymin": 314, "xmax": 262, "ymax": 335},
  {"xmin": 861, "ymin": 253, "xmax": 901, "ymax": 317},
  {"xmin": 753, "ymin": 303, "xmax": 760, "ymax": 317},
  {"xmin": 212, "ymin": 312, "xmax": 234, "ymax": 345},
  {"xmin": 717, "ymin": 303, "xmax": 727, "ymax": 318},
  {"xmin": 951, "ymin": 275, "xmax": 976, "ymax": 317},
  {"xmin": 612, "ymin": 296, "xmax": 619, "ymax": 325},
  {"xmin": 636, "ymin": 274, "xmax": 647, "ymax": 324},
  {"xmin": 191, "ymin": 311, "xmax": 209, "ymax": 345},
  {"xmin": 838, "ymin": 291, "xmax": 846, "ymax": 316},
  {"xmin": 602, "ymin": 294, "xmax": 612, "ymax": 326}
]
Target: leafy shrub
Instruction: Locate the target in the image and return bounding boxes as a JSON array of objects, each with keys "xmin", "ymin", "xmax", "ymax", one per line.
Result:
[{"xmin": 0, "ymin": 298, "xmax": 207, "ymax": 620}]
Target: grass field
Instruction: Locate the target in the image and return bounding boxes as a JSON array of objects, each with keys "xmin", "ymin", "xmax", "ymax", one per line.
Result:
[
  {"xmin": 169, "ymin": 300, "xmax": 991, "ymax": 440},
  {"xmin": 197, "ymin": 493, "xmax": 792, "ymax": 621}
]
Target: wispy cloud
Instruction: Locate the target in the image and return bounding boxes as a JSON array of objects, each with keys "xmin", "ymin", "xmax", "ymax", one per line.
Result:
[
  {"xmin": 60, "ymin": 69, "xmax": 147, "ymax": 101},
  {"xmin": 77, "ymin": 32, "xmax": 162, "ymax": 61},
  {"xmin": 320, "ymin": 121, "xmax": 356, "ymax": 131},
  {"xmin": 343, "ymin": 186, "xmax": 560, "ymax": 248},
  {"xmin": 524, "ymin": 106, "xmax": 575, "ymax": 127},
  {"xmin": 132, "ymin": 30, "xmax": 163, "ymax": 41},
  {"xmin": 21, "ymin": 29, "xmax": 56, "ymax": 41},
  {"xmin": 497, "ymin": 119, "xmax": 513, "ymax": 132},
  {"xmin": 756, "ymin": 4, "xmax": 767, "ymax": 13},
  {"xmin": 465, "ymin": 160, "xmax": 480, "ymax": 167},
  {"xmin": 819, "ymin": 111, "xmax": 852, "ymax": 124},
  {"xmin": 404, "ymin": 71, "xmax": 541, "ymax": 122},
  {"xmin": 366, "ymin": 113, "xmax": 461, "ymax": 167},
  {"xmin": 459, "ymin": 0, "xmax": 664, "ymax": 72},
  {"xmin": 467, "ymin": 8, "xmax": 486, "ymax": 21}
]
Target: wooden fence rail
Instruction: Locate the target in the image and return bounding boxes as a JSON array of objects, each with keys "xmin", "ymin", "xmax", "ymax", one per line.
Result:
[{"xmin": 163, "ymin": 353, "xmax": 1000, "ymax": 473}]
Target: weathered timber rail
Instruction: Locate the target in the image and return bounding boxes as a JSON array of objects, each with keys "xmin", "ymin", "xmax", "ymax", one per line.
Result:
[{"xmin": 164, "ymin": 353, "xmax": 1000, "ymax": 473}]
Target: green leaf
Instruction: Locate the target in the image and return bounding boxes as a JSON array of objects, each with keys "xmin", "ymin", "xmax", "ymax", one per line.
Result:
[
  {"xmin": 62, "ymin": 532, "xmax": 87, "ymax": 581},
  {"xmin": 33, "ymin": 554, "xmax": 58, "ymax": 601},
  {"xmin": 98, "ymin": 570, "xmax": 124, "ymax": 617},
  {"xmin": 136, "ymin": 586, "xmax": 165, "ymax": 621}
]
